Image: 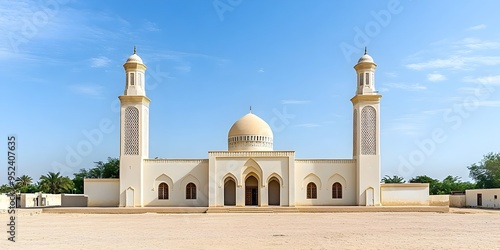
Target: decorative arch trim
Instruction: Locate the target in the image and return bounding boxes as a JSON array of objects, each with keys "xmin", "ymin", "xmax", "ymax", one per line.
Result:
[
  {"xmin": 153, "ymin": 174, "xmax": 174, "ymax": 191},
  {"xmin": 327, "ymin": 174, "xmax": 347, "ymax": 189},
  {"xmin": 266, "ymin": 172, "xmax": 285, "ymax": 188},
  {"xmin": 302, "ymin": 173, "xmax": 322, "ymax": 190},
  {"xmin": 180, "ymin": 174, "xmax": 201, "ymax": 189},
  {"xmin": 241, "ymin": 159, "xmax": 263, "ymax": 187},
  {"xmin": 220, "ymin": 172, "xmax": 239, "ymax": 188}
]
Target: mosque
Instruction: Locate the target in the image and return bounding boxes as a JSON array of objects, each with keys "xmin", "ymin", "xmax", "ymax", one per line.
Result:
[{"xmin": 84, "ymin": 48, "xmax": 429, "ymax": 207}]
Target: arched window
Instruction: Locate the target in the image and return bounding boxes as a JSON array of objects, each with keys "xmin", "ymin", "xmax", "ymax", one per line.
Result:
[
  {"xmin": 129, "ymin": 72, "xmax": 135, "ymax": 86},
  {"xmin": 158, "ymin": 183, "xmax": 169, "ymax": 200},
  {"xmin": 307, "ymin": 182, "xmax": 317, "ymax": 199},
  {"xmin": 186, "ymin": 183, "xmax": 197, "ymax": 199},
  {"xmin": 332, "ymin": 182, "xmax": 342, "ymax": 199}
]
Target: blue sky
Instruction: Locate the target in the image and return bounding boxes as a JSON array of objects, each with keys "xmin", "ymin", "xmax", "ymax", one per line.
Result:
[{"xmin": 1, "ymin": 0, "xmax": 499, "ymax": 184}]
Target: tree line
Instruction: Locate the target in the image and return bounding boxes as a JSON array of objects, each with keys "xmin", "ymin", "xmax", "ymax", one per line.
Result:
[
  {"xmin": 381, "ymin": 152, "xmax": 500, "ymax": 195},
  {"xmin": 0, "ymin": 157, "xmax": 119, "ymax": 194},
  {"xmin": 0, "ymin": 152, "xmax": 499, "ymax": 195}
]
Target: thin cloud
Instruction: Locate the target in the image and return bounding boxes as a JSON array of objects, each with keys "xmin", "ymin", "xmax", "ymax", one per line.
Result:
[
  {"xmin": 457, "ymin": 38, "xmax": 500, "ymax": 50},
  {"xmin": 386, "ymin": 111, "xmax": 436, "ymax": 136},
  {"xmin": 378, "ymin": 87, "xmax": 390, "ymax": 93},
  {"xmin": 467, "ymin": 24, "xmax": 486, "ymax": 30},
  {"xmin": 472, "ymin": 101, "xmax": 500, "ymax": 107},
  {"xmin": 175, "ymin": 64, "xmax": 191, "ymax": 73},
  {"xmin": 69, "ymin": 84, "xmax": 104, "ymax": 98},
  {"xmin": 385, "ymin": 83, "xmax": 427, "ymax": 91},
  {"xmin": 295, "ymin": 123, "xmax": 321, "ymax": 128},
  {"xmin": 406, "ymin": 57, "xmax": 466, "ymax": 70},
  {"xmin": 258, "ymin": 68, "xmax": 265, "ymax": 73},
  {"xmin": 385, "ymin": 72, "xmax": 398, "ymax": 78},
  {"xmin": 427, "ymin": 73, "xmax": 446, "ymax": 82},
  {"xmin": 406, "ymin": 56, "xmax": 500, "ymax": 71},
  {"xmin": 281, "ymin": 100, "xmax": 310, "ymax": 105},
  {"xmin": 143, "ymin": 20, "xmax": 160, "ymax": 32},
  {"xmin": 90, "ymin": 56, "xmax": 111, "ymax": 68},
  {"xmin": 463, "ymin": 75, "xmax": 500, "ymax": 85}
]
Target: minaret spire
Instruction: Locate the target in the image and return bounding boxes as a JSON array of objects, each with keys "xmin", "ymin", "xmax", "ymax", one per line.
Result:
[
  {"xmin": 249, "ymin": 105, "xmax": 252, "ymax": 113},
  {"xmin": 133, "ymin": 45, "xmax": 137, "ymax": 54},
  {"xmin": 364, "ymin": 47, "xmax": 367, "ymax": 55}
]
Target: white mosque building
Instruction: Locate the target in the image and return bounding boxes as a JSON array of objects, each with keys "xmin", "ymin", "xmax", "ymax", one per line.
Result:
[{"xmin": 84, "ymin": 49, "xmax": 430, "ymax": 208}]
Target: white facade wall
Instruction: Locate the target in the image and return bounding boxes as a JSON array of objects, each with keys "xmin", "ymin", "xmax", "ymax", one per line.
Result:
[
  {"xmin": 0, "ymin": 194, "xmax": 10, "ymax": 209},
  {"xmin": 20, "ymin": 193, "xmax": 38, "ymax": 208},
  {"xmin": 143, "ymin": 159, "xmax": 208, "ymax": 207},
  {"xmin": 85, "ymin": 179, "xmax": 120, "ymax": 207},
  {"xmin": 449, "ymin": 195, "xmax": 466, "ymax": 208},
  {"xmin": 466, "ymin": 189, "xmax": 500, "ymax": 208},
  {"xmin": 429, "ymin": 195, "xmax": 449, "ymax": 206},
  {"xmin": 18, "ymin": 193, "xmax": 62, "ymax": 207},
  {"xmin": 41, "ymin": 194, "xmax": 61, "ymax": 206},
  {"xmin": 209, "ymin": 151, "xmax": 293, "ymax": 207},
  {"xmin": 294, "ymin": 160, "xmax": 356, "ymax": 206},
  {"xmin": 380, "ymin": 184, "xmax": 429, "ymax": 206},
  {"xmin": 61, "ymin": 194, "xmax": 88, "ymax": 207}
]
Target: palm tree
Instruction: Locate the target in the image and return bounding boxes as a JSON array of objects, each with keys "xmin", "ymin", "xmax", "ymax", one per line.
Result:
[
  {"xmin": 39, "ymin": 172, "xmax": 74, "ymax": 194},
  {"xmin": 381, "ymin": 175, "xmax": 405, "ymax": 183},
  {"xmin": 15, "ymin": 175, "xmax": 33, "ymax": 188}
]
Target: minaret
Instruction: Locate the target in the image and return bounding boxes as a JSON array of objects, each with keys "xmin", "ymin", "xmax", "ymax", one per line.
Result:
[
  {"xmin": 351, "ymin": 48, "xmax": 381, "ymax": 206},
  {"xmin": 118, "ymin": 47, "xmax": 150, "ymax": 207}
]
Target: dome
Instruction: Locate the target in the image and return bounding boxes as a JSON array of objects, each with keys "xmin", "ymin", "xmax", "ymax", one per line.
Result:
[
  {"xmin": 228, "ymin": 112, "xmax": 273, "ymax": 151},
  {"xmin": 228, "ymin": 113, "xmax": 273, "ymax": 138},
  {"xmin": 126, "ymin": 53, "xmax": 143, "ymax": 64},
  {"xmin": 357, "ymin": 47, "xmax": 375, "ymax": 64},
  {"xmin": 357, "ymin": 53, "xmax": 374, "ymax": 63}
]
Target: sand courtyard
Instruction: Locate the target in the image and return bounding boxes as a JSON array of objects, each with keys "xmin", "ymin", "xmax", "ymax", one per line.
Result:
[{"xmin": 1, "ymin": 208, "xmax": 499, "ymax": 249}]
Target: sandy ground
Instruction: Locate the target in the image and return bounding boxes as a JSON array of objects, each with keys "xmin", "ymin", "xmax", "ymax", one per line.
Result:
[{"xmin": 1, "ymin": 209, "xmax": 499, "ymax": 250}]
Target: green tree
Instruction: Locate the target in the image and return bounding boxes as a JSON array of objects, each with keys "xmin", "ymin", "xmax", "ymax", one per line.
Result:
[
  {"xmin": 0, "ymin": 184, "xmax": 14, "ymax": 194},
  {"xmin": 100, "ymin": 157, "xmax": 119, "ymax": 178},
  {"xmin": 15, "ymin": 175, "xmax": 33, "ymax": 188},
  {"xmin": 434, "ymin": 176, "xmax": 476, "ymax": 195},
  {"xmin": 409, "ymin": 175, "xmax": 440, "ymax": 195},
  {"xmin": 468, "ymin": 152, "xmax": 500, "ymax": 188},
  {"xmin": 73, "ymin": 169, "xmax": 89, "ymax": 194},
  {"xmin": 87, "ymin": 158, "xmax": 119, "ymax": 179},
  {"xmin": 20, "ymin": 184, "xmax": 41, "ymax": 193},
  {"xmin": 381, "ymin": 175, "xmax": 405, "ymax": 183},
  {"xmin": 39, "ymin": 172, "xmax": 74, "ymax": 194},
  {"xmin": 72, "ymin": 158, "xmax": 119, "ymax": 194}
]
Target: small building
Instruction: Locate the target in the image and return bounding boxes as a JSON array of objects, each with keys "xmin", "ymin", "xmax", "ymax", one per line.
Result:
[
  {"xmin": 18, "ymin": 193, "xmax": 61, "ymax": 208},
  {"xmin": 466, "ymin": 188, "xmax": 500, "ymax": 209}
]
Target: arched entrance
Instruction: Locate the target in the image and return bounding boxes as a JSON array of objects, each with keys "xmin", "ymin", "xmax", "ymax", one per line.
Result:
[
  {"xmin": 224, "ymin": 178, "xmax": 236, "ymax": 206},
  {"xmin": 268, "ymin": 178, "xmax": 280, "ymax": 206},
  {"xmin": 125, "ymin": 187, "xmax": 134, "ymax": 207},
  {"xmin": 245, "ymin": 175, "xmax": 259, "ymax": 206}
]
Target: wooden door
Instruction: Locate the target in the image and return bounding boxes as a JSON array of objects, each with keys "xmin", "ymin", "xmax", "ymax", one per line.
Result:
[{"xmin": 245, "ymin": 188, "xmax": 252, "ymax": 205}]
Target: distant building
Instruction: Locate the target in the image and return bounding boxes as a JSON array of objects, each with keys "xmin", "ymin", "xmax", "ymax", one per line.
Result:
[{"xmin": 466, "ymin": 188, "xmax": 500, "ymax": 208}]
